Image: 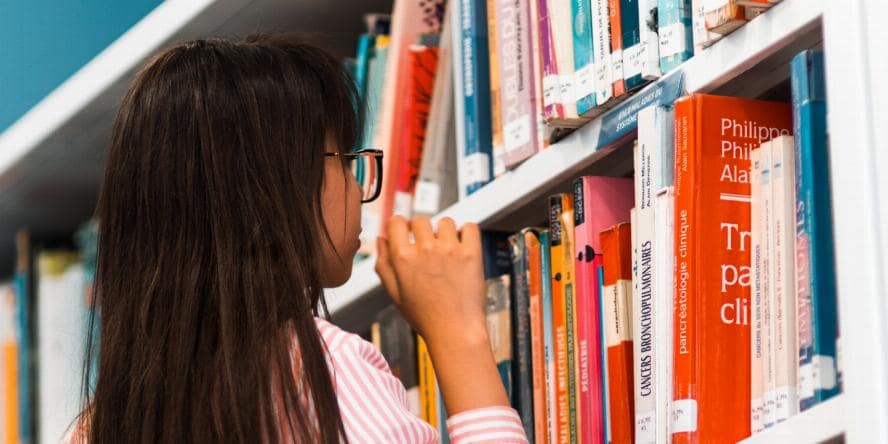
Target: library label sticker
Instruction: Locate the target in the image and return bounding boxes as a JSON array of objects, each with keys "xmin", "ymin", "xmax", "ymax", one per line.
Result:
[
  {"xmin": 464, "ymin": 152, "xmax": 491, "ymax": 185},
  {"xmin": 659, "ymin": 22, "xmax": 688, "ymax": 58},
  {"xmin": 671, "ymin": 399, "xmax": 698, "ymax": 433},
  {"xmin": 413, "ymin": 180, "xmax": 441, "ymax": 215},
  {"xmin": 635, "ymin": 410, "xmax": 656, "ymax": 443}
]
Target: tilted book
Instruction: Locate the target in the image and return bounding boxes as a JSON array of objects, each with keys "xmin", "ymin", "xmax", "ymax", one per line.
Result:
[
  {"xmin": 671, "ymin": 93, "xmax": 792, "ymax": 443},
  {"xmin": 509, "ymin": 232, "xmax": 535, "ymax": 438},
  {"xmin": 525, "ymin": 229, "xmax": 550, "ymax": 444},
  {"xmin": 549, "ymin": 193, "xmax": 577, "ymax": 443},
  {"xmin": 540, "ymin": 229, "xmax": 559, "ymax": 444}
]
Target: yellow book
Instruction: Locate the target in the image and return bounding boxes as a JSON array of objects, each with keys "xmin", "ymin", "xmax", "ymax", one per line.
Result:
[{"xmin": 417, "ymin": 335, "xmax": 438, "ymax": 428}]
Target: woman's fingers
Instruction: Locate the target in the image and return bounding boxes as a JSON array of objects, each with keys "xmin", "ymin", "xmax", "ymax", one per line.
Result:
[
  {"xmin": 410, "ymin": 216, "xmax": 435, "ymax": 249},
  {"xmin": 386, "ymin": 215, "xmax": 411, "ymax": 256},
  {"xmin": 374, "ymin": 236, "xmax": 401, "ymax": 304},
  {"xmin": 435, "ymin": 217, "xmax": 458, "ymax": 243},
  {"xmin": 458, "ymin": 222, "xmax": 482, "ymax": 256}
]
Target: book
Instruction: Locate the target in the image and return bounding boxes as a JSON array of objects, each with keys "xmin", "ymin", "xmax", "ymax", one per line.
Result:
[
  {"xmin": 769, "ymin": 135, "xmax": 798, "ymax": 422},
  {"xmin": 761, "ymin": 141, "xmax": 777, "ymax": 429},
  {"xmin": 509, "ymin": 232, "xmax": 535, "ymax": 438},
  {"xmin": 1, "ymin": 282, "xmax": 19, "ymax": 444},
  {"xmin": 598, "ymin": 264, "xmax": 612, "ymax": 443},
  {"xmin": 749, "ymin": 144, "xmax": 766, "ymax": 434},
  {"xmin": 572, "ymin": 0, "xmax": 598, "ymax": 116},
  {"xmin": 591, "ymin": 0, "xmax": 615, "ymax": 106},
  {"xmin": 393, "ymin": 43, "xmax": 440, "ymax": 217},
  {"xmin": 417, "ymin": 335, "xmax": 438, "ymax": 426},
  {"xmin": 601, "ymin": 222, "xmax": 635, "ymax": 444},
  {"xmin": 537, "ymin": 0, "xmax": 564, "ymax": 124},
  {"xmin": 548, "ymin": 193, "xmax": 576, "ymax": 443},
  {"xmin": 486, "ymin": 274, "xmax": 514, "ymax": 399},
  {"xmin": 791, "ymin": 50, "xmax": 839, "ymax": 411},
  {"xmin": 690, "ymin": 0, "xmax": 721, "ymax": 51},
  {"xmin": 373, "ymin": 306, "xmax": 420, "ymax": 414},
  {"xmin": 657, "ymin": 0, "xmax": 694, "ymax": 74},
  {"xmin": 414, "ymin": 8, "xmax": 459, "ymax": 217},
  {"xmin": 609, "ymin": 0, "xmax": 627, "ymax": 97},
  {"xmin": 14, "ymin": 231, "xmax": 32, "ymax": 444},
  {"xmin": 36, "ymin": 251, "xmax": 87, "ymax": 444},
  {"xmin": 540, "ymin": 229, "xmax": 559, "ymax": 444},
  {"xmin": 654, "ymin": 187, "xmax": 676, "ymax": 441},
  {"xmin": 549, "ymin": 0, "xmax": 584, "ymax": 125},
  {"xmin": 527, "ymin": 0, "xmax": 553, "ymax": 149},
  {"xmin": 354, "ymin": 34, "xmax": 376, "ymax": 105},
  {"xmin": 671, "ymin": 94, "xmax": 792, "ymax": 443},
  {"xmin": 525, "ymin": 229, "xmax": 549, "ymax": 444},
  {"xmin": 621, "ymin": 0, "xmax": 647, "ymax": 91},
  {"xmin": 633, "ymin": 104, "xmax": 675, "ymax": 444},
  {"xmin": 703, "ymin": 0, "xmax": 747, "ymax": 35},
  {"xmin": 573, "ymin": 175, "xmax": 634, "ymax": 444},
  {"xmin": 487, "ymin": 0, "xmax": 505, "ymax": 177},
  {"xmin": 496, "ymin": 0, "xmax": 540, "ymax": 168},
  {"xmin": 637, "ymin": 0, "xmax": 663, "ymax": 80},
  {"xmin": 453, "ymin": 0, "xmax": 494, "ymax": 198}
]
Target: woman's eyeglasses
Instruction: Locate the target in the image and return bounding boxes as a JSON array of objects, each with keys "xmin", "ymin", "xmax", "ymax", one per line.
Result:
[{"xmin": 325, "ymin": 149, "xmax": 384, "ymax": 203}]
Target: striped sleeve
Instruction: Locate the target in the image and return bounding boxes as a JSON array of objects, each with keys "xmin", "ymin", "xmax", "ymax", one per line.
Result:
[{"xmin": 446, "ymin": 406, "xmax": 529, "ymax": 444}]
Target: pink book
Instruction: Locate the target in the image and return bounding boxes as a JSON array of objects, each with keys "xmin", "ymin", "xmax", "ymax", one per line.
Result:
[
  {"xmin": 537, "ymin": 0, "xmax": 563, "ymax": 121},
  {"xmin": 572, "ymin": 176, "xmax": 635, "ymax": 444}
]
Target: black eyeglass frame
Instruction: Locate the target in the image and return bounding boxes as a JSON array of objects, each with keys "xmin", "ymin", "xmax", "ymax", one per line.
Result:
[{"xmin": 325, "ymin": 149, "xmax": 384, "ymax": 203}]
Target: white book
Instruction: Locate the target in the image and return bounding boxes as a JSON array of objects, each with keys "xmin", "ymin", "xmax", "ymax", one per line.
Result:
[
  {"xmin": 591, "ymin": 0, "xmax": 614, "ymax": 105},
  {"xmin": 37, "ymin": 252, "xmax": 87, "ymax": 444},
  {"xmin": 760, "ymin": 141, "xmax": 777, "ymax": 428},
  {"xmin": 654, "ymin": 187, "xmax": 675, "ymax": 442},
  {"xmin": 770, "ymin": 135, "xmax": 799, "ymax": 422},
  {"xmin": 638, "ymin": 0, "xmax": 663, "ymax": 80},
  {"xmin": 548, "ymin": 0, "xmax": 579, "ymax": 118},
  {"xmin": 750, "ymin": 146, "xmax": 765, "ymax": 434},
  {"xmin": 451, "ymin": 0, "xmax": 469, "ymax": 201}
]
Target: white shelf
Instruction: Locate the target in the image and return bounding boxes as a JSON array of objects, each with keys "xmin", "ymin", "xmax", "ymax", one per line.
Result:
[
  {"xmin": 0, "ymin": 0, "xmax": 393, "ymax": 276},
  {"xmin": 739, "ymin": 395, "xmax": 844, "ymax": 444},
  {"xmin": 325, "ymin": 0, "xmax": 824, "ymax": 316}
]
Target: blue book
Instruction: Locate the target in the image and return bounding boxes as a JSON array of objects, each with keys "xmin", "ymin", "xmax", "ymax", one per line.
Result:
[
  {"xmin": 14, "ymin": 232, "xmax": 32, "ymax": 444},
  {"xmin": 791, "ymin": 50, "xmax": 840, "ymax": 411},
  {"xmin": 360, "ymin": 40, "xmax": 389, "ymax": 150},
  {"xmin": 453, "ymin": 0, "xmax": 494, "ymax": 196},
  {"xmin": 354, "ymin": 34, "xmax": 375, "ymax": 105},
  {"xmin": 572, "ymin": 0, "xmax": 597, "ymax": 115},
  {"xmin": 657, "ymin": 0, "xmax": 694, "ymax": 73},
  {"xmin": 539, "ymin": 230, "xmax": 556, "ymax": 442}
]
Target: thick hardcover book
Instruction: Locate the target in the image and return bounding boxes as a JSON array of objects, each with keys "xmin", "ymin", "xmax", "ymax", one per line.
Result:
[
  {"xmin": 634, "ymin": 104, "xmax": 674, "ymax": 444},
  {"xmin": 791, "ymin": 50, "xmax": 839, "ymax": 411},
  {"xmin": 654, "ymin": 187, "xmax": 676, "ymax": 442},
  {"xmin": 549, "ymin": 193, "xmax": 577, "ymax": 443},
  {"xmin": 525, "ymin": 229, "xmax": 549, "ymax": 443},
  {"xmin": 637, "ymin": 0, "xmax": 663, "ymax": 80},
  {"xmin": 488, "ymin": 0, "xmax": 505, "ymax": 177},
  {"xmin": 486, "ymin": 275, "xmax": 514, "ymax": 400},
  {"xmin": 671, "ymin": 94, "xmax": 792, "ymax": 443},
  {"xmin": 601, "ymin": 223, "xmax": 636, "ymax": 444},
  {"xmin": 374, "ymin": 306, "xmax": 420, "ymax": 414},
  {"xmin": 574, "ymin": 176, "xmax": 634, "ymax": 444},
  {"xmin": 509, "ymin": 233, "xmax": 535, "ymax": 438},
  {"xmin": 540, "ymin": 230, "xmax": 559, "ymax": 444},
  {"xmin": 769, "ymin": 135, "xmax": 798, "ymax": 422},
  {"xmin": 572, "ymin": 0, "xmax": 598, "ymax": 115},
  {"xmin": 609, "ymin": 0, "xmax": 627, "ymax": 96},
  {"xmin": 496, "ymin": 0, "xmax": 540, "ymax": 168},
  {"xmin": 657, "ymin": 0, "xmax": 694, "ymax": 74},
  {"xmin": 414, "ymin": 9, "xmax": 458, "ymax": 217},
  {"xmin": 393, "ymin": 45, "xmax": 440, "ymax": 217},
  {"xmin": 452, "ymin": 0, "xmax": 494, "ymax": 198},
  {"xmin": 591, "ymin": 0, "xmax": 615, "ymax": 106}
]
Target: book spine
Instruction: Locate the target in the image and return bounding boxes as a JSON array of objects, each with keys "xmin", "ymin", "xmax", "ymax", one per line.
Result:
[
  {"xmin": 671, "ymin": 97, "xmax": 699, "ymax": 444},
  {"xmin": 791, "ymin": 50, "xmax": 839, "ymax": 411},
  {"xmin": 1, "ymin": 284, "xmax": 20, "ymax": 444},
  {"xmin": 771, "ymin": 136, "xmax": 798, "ymax": 422},
  {"xmin": 572, "ymin": 0, "xmax": 598, "ymax": 116},
  {"xmin": 657, "ymin": 0, "xmax": 693, "ymax": 74},
  {"xmin": 486, "ymin": 275, "xmax": 514, "ymax": 400},
  {"xmin": 654, "ymin": 187, "xmax": 675, "ymax": 443},
  {"xmin": 637, "ymin": 0, "xmax": 662, "ymax": 80},
  {"xmin": 602, "ymin": 223, "xmax": 636, "ymax": 444},
  {"xmin": 497, "ymin": 0, "xmax": 539, "ymax": 168},
  {"xmin": 393, "ymin": 46, "xmax": 440, "ymax": 218},
  {"xmin": 573, "ymin": 179, "xmax": 606, "ymax": 444},
  {"xmin": 591, "ymin": 0, "xmax": 615, "ymax": 106},
  {"xmin": 488, "ymin": 0, "xmax": 506, "ymax": 178},
  {"xmin": 509, "ymin": 233, "xmax": 535, "ymax": 438},
  {"xmin": 750, "ymin": 145, "xmax": 765, "ymax": 434},
  {"xmin": 14, "ymin": 231, "xmax": 30, "ymax": 444},
  {"xmin": 417, "ymin": 335, "xmax": 438, "ymax": 427},
  {"xmin": 452, "ymin": 0, "xmax": 469, "ymax": 202},
  {"xmin": 538, "ymin": 0, "xmax": 565, "ymax": 121},
  {"xmin": 549, "ymin": 0, "xmax": 579, "ymax": 120},
  {"xmin": 690, "ymin": 0, "xmax": 720, "ymax": 52},
  {"xmin": 597, "ymin": 263, "xmax": 612, "ymax": 443},
  {"xmin": 609, "ymin": 0, "xmax": 626, "ymax": 96},
  {"xmin": 548, "ymin": 194, "xmax": 571, "ymax": 443},
  {"xmin": 458, "ymin": 0, "xmax": 494, "ymax": 196},
  {"xmin": 540, "ymin": 230, "xmax": 560, "ymax": 444},
  {"xmin": 560, "ymin": 196, "xmax": 580, "ymax": 443},
  {"xmin": 703, "ymin": 0, "xmax": 747, "ymax": 35},
  {"xmin": 527, "ymin": 0, "xmax": 551, "ymax": 150},
  {"xmin": 621, "ymin": 0, "xmax": 645, "ymax": 91},
  {"xmin": 762, "ymin": 142, "xmax": 777, "ymax": 428},
  {"xmin": 634, "ymin": 110, "xmax": 657, "ymax": 444},
  {"xmin": 526, "ymin": 229, "xmax": 550, "ymax": 444}
]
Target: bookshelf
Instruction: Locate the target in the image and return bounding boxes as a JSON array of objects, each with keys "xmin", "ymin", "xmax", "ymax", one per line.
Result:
[
  {"xmin": 738, "ymin": 395, "xmax": 844, "ymax": 444},
  {"xmin": 0, "ymin": 0, "xmax": 393, "ymax": 277}
]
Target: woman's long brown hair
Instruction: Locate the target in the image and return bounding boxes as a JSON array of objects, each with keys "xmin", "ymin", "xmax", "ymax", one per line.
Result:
[{"xmin": 83, "ymin": 34, "xmax": 359, "ymax": 443}]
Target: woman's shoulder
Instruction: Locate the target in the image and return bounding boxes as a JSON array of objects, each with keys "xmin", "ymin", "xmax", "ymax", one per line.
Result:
[{"xmin": 313, "ymin": 317, "xmax": 388, "ymax": 371}]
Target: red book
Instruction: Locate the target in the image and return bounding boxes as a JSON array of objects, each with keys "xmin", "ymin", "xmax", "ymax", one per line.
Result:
[
  {"xmin": 573, "ymin": 176, "xmax": 634, "ymax": 444},
  {"xmin": 672, "ymin": 94, "xmax": 792, "ymax": 443},
  {"xmin": 601, "ymin": 223, "xmax": 635, "ymax": 444},
  {"xmin": 608, "ymin": 0, "xmax": 626, "ymax": 97},
  {"xmin": 391, "ymin": 45, "xmax": 439, "ymax": 217}
]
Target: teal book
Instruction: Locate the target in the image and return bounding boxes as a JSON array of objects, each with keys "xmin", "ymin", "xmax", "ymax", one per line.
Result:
[
  {"xmin": 657, "ymin": 0, "xmax": 694, "ymax": 73},
  {"xmin": 360, "ymin": 40, "xmax": 389, "ymax": 149},
  {"xmin": 572, "ymin": 0, "xmax": 597, "ymax": 115},
  {"xmin": 791, "ymin": 50, "xmax": 840, "ymax": 411}
]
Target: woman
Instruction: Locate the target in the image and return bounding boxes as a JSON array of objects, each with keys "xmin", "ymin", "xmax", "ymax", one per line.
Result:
[{"xmin": 73, "ymin": 33, "xmax": 527, "ymax": 443}]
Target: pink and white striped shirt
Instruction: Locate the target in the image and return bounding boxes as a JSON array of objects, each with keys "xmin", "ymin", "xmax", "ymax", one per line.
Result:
[{"xmin": 315, "ymin": 317, "xmax": 528, "ymax": 443}]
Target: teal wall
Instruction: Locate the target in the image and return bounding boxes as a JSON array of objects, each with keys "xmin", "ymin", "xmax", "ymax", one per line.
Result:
[{"xmin": 0, "ymin": 0, "xmax": 163, "ymax": 133}]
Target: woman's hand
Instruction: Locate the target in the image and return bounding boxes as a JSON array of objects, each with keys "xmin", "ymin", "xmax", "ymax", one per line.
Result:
[
  {"xmin": 375, "ymin": 215, "xmax": 511, "ymax": 415},
  {"xmin": 374, "ymin": 215, "xmax": 488, "ymax": 345}
]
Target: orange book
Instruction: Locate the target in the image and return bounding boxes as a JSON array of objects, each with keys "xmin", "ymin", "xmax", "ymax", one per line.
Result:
[
  {"xmin": 704, "ymin": 1, "xmax": 747, "ymax": 35},
  {"xmin": 2, "ymin": 284, "xmax": 20, "ymax": 444},
  {"xmin": 672, "ymin": 94, "xmax": 792, "ymax": 443},
  {"xmin": 601, "ymin": 223, "xmax": 635, "ymax": 444},
  {"xmin": 392, "ymin": 45, "xmax": 440, "ymax": 217},
  {"xmin": 525, "ymin": 229, "xmax": 549, "ymax": 444},
  {"xmin": 608, "ymin": 0, "xmax": 625, "ymax": 97},
  {"xmin": 417, "ymin": 335, "xmax": 438, "ymax": 427},
  {"xmin": 549, "ymin": 193, "xmax": 576, "ymax": 443}
]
